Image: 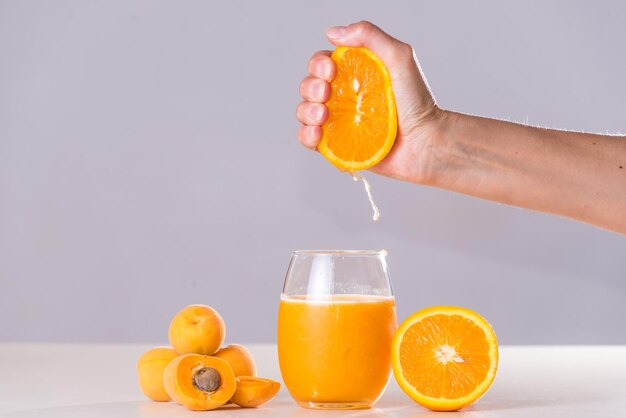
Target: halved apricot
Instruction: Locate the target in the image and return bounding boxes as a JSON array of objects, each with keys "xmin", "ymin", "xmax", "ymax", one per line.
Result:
[
  {"xmin": 168, "ymin": 305, "xmax": 225, "ymax": 355},
  {"xmin": 137, "ymin": 347, "xmax": 178, "ymax": 401},
  {"xmin": 230, "ymin": 376, "xmax": 281, "ymax": 408},
  {"xmin": 213, "ymin": 344, "xmax": 257, "ymax": 377},
  {"xmin": 163, "ymin": 354, "xmax": 236, "ymax": 411}
]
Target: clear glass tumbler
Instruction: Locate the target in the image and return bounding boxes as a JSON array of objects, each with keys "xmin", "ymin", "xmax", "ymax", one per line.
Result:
[{"xmin": 277, "ymin": 250, "xmax": 397, "ymax": 410}]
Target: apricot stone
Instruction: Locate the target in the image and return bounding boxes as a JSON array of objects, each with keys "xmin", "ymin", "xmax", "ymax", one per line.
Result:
[
  {"xmin": 168, "ymin": 305, "xmax": 225, "ymax": 355},
  {"xmin": 213, "ymin": 344, "xmax": 257, "ymax": 377},
  {"xmin": 137, "ymin": 347, "xmax": 178, "ymax": 401},
  {"xmin": 163, "ymin": 354, "xmax": 236, "ymax": 411}
]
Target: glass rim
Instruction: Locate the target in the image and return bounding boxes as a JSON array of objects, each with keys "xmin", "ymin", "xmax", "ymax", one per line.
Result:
[{"xmin": 292, "ymin": 249, "xmax": 387, "ymax": 256}]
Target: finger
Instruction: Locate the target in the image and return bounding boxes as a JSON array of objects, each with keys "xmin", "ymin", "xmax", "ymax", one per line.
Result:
[
  {"xmin": 307, "ymin": 51, "xmax": 335, "ymax": 82},
  {"xmin": 298, "ymin": 125, "xmax": 322, "ymax": 150},
  {"xmin": 299, "ymin": 76, "xmax": 330, "ymax": 103},
  {"xmin": 309, "ymin": 50, "xmax": 332, "ymax": 60},
  {"xmin": 296, "ymin": 102, "xmax": 328, "ymax": 126},
  {"xmin": 326, "ymin": 21, "xmax": 414, "ymax": 67}
]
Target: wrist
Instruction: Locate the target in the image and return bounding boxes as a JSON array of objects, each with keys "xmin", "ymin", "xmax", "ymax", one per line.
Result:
[{"xmin": 406, "ymin": 107, "xmax": 459, "ymax": 187}]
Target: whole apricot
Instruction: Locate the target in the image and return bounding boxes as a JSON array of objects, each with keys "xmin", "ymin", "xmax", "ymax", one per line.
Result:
[
  {"xmin": 137, "ymin": 347, "xmax": 178, "ymax": 401},
  {"xmin": 230, "ymin": 376, "xmax": 281, "ymax": 408},
  {"xmin": 213, "ymin": 344, "xmax": 257, "ymax": 377},
  {"xmin": 169, "ymin": 305, "xmax": 225, "ymax": 355},
  {"xmin": 163, "ymin": 354, "xmax": 236, "ymax": 411}
]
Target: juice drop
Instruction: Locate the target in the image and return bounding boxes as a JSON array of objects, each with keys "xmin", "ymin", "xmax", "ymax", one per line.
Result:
[{"xmin": 350, "ymin": 171, "xmax": 380, "ymax": 222}]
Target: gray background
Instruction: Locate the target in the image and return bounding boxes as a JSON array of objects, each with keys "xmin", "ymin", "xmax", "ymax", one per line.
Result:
[{"xmin": 1, "ymin": 0, "xmax": 625, "ymax": 344}]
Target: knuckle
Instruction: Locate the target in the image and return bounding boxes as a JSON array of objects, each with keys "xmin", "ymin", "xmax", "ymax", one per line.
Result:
[
  {"xmin": 298, "ymin": 126, "xmax": 307, "ymax": 142},
  {"xmin": 309, "ymin": 102, "xmax": 323, "ymax": 114},
  {"xmin": 309, "ymin": 78, "xmax": 321, "ymax": 93},
  {"xmin": 308, "ymin": 55, "xmax": 325, "ymax": 73},
  {"xmin": 308, "ymin": 56, "xmax": 325, "ymax": 76},
  {"xmin": 400, "ymin": 42, "xmax": 415, "ymax": 57},
  {"xmin": 307, "ymin": 58, "xmax": 316, "ymax": 74},
  {"xmin": 317, "ymin": 80, "xmax": 329, "ymax": 99},
  {"xmin": 296, "ymin": 102, "xmax": 307, "ymax": 119},
  {"xmin": 299, "ymin": 81, "xmax": 307, "ymax": 98},
  {"xmin": 299, "ymin": 77, "xmax": 312, "ymax": 98},
  {"xmin": 353, "ymin": 20, "xmax": 374, "ymax": 37},
  {"xmin": 313, "ymin": 49, "xmax": 329, "ymax": 58},
  {"xmin": 391, "ymin": 41, "xmax": 415, "ymax": 62}
]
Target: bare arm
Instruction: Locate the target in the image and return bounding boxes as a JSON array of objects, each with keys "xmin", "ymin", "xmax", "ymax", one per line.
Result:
[{"xmin": 430, "ymin": 112, "xmax": 626, "ymax": 233}]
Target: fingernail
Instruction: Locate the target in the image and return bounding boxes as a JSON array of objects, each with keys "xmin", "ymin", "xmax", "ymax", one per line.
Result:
[
  {"xmin": 316, "ymin": 62, "xmax": 330, "ymax": 80},
  {"xmin": 310, "ymin": 105, "xmax": 323, "ymax": 119},
  {"xmin": 327, "ymin": 26, "xmax": 347, "ymax": 40},
  {"xmin": 313, "ymin": 81, "xmax": 325, "ymax": 99}
]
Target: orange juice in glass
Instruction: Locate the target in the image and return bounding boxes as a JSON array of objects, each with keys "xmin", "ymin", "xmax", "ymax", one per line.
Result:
[{"xmin": 278, "ymin": 250, "xmax": 397, "ymax": 409}]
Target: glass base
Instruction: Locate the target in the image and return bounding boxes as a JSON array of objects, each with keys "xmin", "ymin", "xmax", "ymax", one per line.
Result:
[{"xmin": 297, "ymin": 401, "xmax": 372, "ymax": 410}]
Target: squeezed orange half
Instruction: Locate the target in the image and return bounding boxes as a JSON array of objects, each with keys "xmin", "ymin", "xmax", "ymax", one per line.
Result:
[
  {"xmin": 277, "ymin": 295, "xmax": 397, "ymax": 409},
  {"xmin": 319, "ymin": 47, "xmax": 397, "ymax": 171}
]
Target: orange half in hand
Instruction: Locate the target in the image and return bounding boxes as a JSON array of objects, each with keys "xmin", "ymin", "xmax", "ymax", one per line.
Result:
[
  {"xmin": 319, "ymin": 47, "xmax": 397, "ymax": 171},
  {"xmin": 391, "ymin": 306, "xmax": 498, "ymax": 411}
]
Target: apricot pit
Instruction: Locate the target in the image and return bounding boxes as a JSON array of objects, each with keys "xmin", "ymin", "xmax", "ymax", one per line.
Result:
[
  {"xmin": 163, "ymin": 354, "xmax": 236, "ymax": 411},
  {"xmin": 193, "ymin": 366, "xmax": 221, "ymax": 392}
]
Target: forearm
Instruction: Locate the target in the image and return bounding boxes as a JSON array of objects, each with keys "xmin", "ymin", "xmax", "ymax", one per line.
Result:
[{"xmin": 432, "ymin": 111, "xmax": 626, "ymax": 234}]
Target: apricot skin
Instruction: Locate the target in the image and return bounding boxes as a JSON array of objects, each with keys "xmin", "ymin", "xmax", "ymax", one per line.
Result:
[
  {"xmin": 213, "ymin": 344, "xmax": 257, "ymax": 377},
  {"xmin": 230, "ymin": 376, "xmax": 281, "ymax": 408},
  {"xmin": 163, "ymin": 354, "xmax": 236, "ymax": 411},
  {"xmin": 168, "ymin": 305, "xmax": 225, "ymax": 355},
  {"xmin": 137, "ymin": 347, "xmax": 178, "ymax": 401}
]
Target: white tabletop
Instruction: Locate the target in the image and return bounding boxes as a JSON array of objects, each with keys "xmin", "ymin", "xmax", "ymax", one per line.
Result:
[{"xmin": 0, "ymin": 344, "xmax": 625, "ymax": 417}]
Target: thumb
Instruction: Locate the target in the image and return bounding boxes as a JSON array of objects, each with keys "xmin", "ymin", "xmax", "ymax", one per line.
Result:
[{"xmin": 326, "ymin": 21, "xmax": 413, "ymax": 70}]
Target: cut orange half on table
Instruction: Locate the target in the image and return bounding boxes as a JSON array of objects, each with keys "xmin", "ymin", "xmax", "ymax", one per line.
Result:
[
  {"xmin": 391, "ymin": 306, "xmax": 498, "ymax": 411},
  {"xmin": 319, "ymin": 46, "xmax": 397, "ymax": 171}
]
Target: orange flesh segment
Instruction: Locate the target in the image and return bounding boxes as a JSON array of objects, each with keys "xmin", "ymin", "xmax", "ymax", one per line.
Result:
[
  {"xmin": 392, "ymin": 306, "xmax": 498, "ymax": 411},
  {"xmin": 320, "ymin": 47, "xmax": 396, "ymax": 171},
  {"xmin": 399, "ymin": 314, "xmax": 491, "ymax": 399}
]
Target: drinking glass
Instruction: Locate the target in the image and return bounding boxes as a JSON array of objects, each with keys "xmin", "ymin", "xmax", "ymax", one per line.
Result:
[{"xmin": 277, "ymin": 250, "xmax": 397, "ymax": 410}]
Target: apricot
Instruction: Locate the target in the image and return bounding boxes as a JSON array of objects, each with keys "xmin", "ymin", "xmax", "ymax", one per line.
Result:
[
  {"xmin": 137, "ymin": 347, "xmax": 178, "ymax": 401},
  {"xmin": 213, "ymin": 344, "xmax": 257, "ymax": 377},
  {"xmin": 163, "ymin": 354, "xmax": 236, "ymax": 411},
  {"xmin": 230, "ymin": 376, "xmax": 281, "ymax": 408},
  {"xmin": 169, "ymin": 305, "xmax": 225, "ymax": 355}
]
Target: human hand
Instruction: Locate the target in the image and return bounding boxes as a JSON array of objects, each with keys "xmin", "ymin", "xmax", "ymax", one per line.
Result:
[{"xmin": 296, "ymin": 21, "xmax": 448, "ymax": 184}]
